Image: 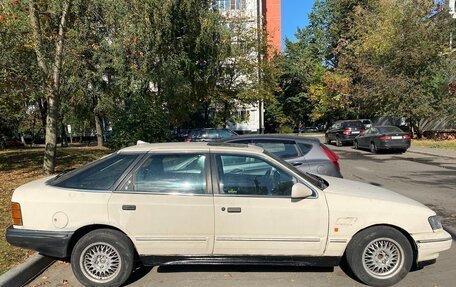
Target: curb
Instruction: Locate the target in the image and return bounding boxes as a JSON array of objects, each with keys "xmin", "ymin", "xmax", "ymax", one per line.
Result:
[
  {"xmin": 444, "ymin": 226, "xmax": 456, "ymax": 241},
  {"xmin": 0, "ymin": 253, "xmax": 55, "ymax": 287},
  {"xmin": 408, "ymin": 149, "xmax": 456, "ymax": 160}
]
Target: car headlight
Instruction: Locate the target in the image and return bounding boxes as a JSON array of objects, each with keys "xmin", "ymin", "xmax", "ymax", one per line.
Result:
[{"xmin": 428, "ymin": 215, "xmax": 442, "ymax": 231}]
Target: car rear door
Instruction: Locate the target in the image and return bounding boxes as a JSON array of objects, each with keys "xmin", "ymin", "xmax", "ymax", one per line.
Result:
[
  {"xmin": 108, "ymin": 151, "xmax": 215, "ymax": 256},
  {"xmin": 211, "ymin": 152, "xmax": 328, "ymax": 256}
]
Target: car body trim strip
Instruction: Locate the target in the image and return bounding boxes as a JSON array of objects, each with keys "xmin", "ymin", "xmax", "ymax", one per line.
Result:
[
  {"xmin": 416, "ymin": 237, "xmax": 452, "ymax": 244},
  {"xmin": 216, "ymin": 237, "xmax": 321, "ymax": 243},
  {"xmin": 135, "ymin": 236, "xmax": 208, "ymax": 242}
]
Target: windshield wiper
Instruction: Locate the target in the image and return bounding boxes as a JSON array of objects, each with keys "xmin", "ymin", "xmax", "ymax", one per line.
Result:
[{"xmin": 305, "ymin": 172, "xmax": 329, "ymax": 189}]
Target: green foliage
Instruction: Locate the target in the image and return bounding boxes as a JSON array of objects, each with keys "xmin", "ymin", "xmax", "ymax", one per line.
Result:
[
  {"xmin": 107, "ymin": 96, "xmax": 171, "ymax": 149},
  {"xmin": 277, "ymin": 125, "xmax": 294, "ymax": 134}
]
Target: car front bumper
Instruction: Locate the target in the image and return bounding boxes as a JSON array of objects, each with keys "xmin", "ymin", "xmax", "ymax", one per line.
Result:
[
  {"xmin": 412, "ymin": 229, "xmax": 452, "ymax": 263},
  {"xmin": 6, "ymin": 226, "xmax": 73, "ymax": 258}
]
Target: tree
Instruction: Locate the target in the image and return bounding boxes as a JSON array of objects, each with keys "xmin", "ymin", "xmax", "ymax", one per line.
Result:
[{"xmin": 29, "ymin": 0, "xmax": 72, "ymax": 172}]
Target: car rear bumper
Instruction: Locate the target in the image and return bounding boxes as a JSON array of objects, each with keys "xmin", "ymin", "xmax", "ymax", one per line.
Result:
[
  {"xmin": 6, "ymin": 226, "xmax": 73, "ymax": 258},
  {"xmin": 378, "ymin": 140, "xmax": 410, "ymax": 150},
  {"xmin": 412, "ymin": 230, "xmax": 452, "ymax": 262}
]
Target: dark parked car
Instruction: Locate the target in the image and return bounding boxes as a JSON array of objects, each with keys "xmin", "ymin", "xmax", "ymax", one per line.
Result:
[
  {"xmin": 354, "ymin": 126, "xmax": 411, "ymax": 153},
  {"xmin": 186, "ymin": 128, "xmax": 237, "ymax": 142},
  {"xmin": 221, "ymin": 135, "xmax": 342, "ymax": 178},
  {"xmin": 325, "ymin": 120, "xmax": 365, "ymax": 147}
]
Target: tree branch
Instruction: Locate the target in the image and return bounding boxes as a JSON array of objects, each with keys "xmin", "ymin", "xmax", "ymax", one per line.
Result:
[
  {"xmin": 28, "ymin": 0, "xmax": 48, "ymax": 76},
  {"xmin": 52, "ymin": 0, "xmax": 72, "ymax": 92}
]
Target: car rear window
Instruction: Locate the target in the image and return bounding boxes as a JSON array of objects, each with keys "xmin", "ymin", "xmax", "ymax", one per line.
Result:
[
  {"xmin": 253, "ymin": 140, "xmax": 299, "ymax": 159},
  {"xmin": 342, "ymin": 121, "xmax": 364, "ymax": 128},
  {"xmin": 53, "ymin": 154, "xmax": 138, "ymax": 190},
  {"xmin": 377, "ymin": 126, "xmax": 403, "ymax": 133}
]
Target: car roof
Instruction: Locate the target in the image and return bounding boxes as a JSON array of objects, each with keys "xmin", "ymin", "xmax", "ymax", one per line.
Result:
[
  {"xmin": 117, "ymin": 141, "xmax": 265, "ymax": 154},
  {"xmin": 221, "ymin": 134, "xmax": 321, "ymax": 144}
]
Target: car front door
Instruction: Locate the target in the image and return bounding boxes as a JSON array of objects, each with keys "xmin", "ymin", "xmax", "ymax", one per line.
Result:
[
  {"xmin": 108, "ymin": 152, "xmax": 214, "ymax": 256},
  {"xmin": 211, "ymin": 153, "xmax": 328, "ymax": 256}
]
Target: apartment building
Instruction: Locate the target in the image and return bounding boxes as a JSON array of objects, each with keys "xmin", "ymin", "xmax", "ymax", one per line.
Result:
[{"xmin": 215, "ymin": 0, "xmax": 281, "ymax": 133}]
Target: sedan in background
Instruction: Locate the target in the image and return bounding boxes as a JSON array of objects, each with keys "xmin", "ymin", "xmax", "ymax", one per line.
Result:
[
  {"xmin": 221, "ymin": 135, "xmax": 342, "ymax": 178},
  {"xmin": 325, "ymin": 120, "xmax": 365, "ymax": 147},
  {"xmin": 354, "ymin": 126, "xmax": 411, "ymax": 153},
  {"xmin": 185, "ymin": 128, "xmax": 237, "ymax": 142}
]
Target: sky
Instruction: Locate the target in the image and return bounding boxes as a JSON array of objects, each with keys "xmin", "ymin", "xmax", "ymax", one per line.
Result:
[{"xmin": 282, "ymin": 0, "xmax": 316, "ymax": 50}]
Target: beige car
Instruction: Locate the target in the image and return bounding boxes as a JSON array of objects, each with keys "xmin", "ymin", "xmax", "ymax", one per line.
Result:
[{"xmin": 6, "ymin": 142, "xmax": 451, "ymax": 287}]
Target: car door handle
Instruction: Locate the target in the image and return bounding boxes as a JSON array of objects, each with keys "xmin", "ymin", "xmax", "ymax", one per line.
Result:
[
  {"xmin": 292, "ymin": 162, "xmax": 303, "ymax": 166},
  {"xmin": 122, "ymin": 205, "xmax": 136, "ymax": 211},
  {"xmin": 227, "ymin": 207, "xmax": 241, "ymax": 213}
]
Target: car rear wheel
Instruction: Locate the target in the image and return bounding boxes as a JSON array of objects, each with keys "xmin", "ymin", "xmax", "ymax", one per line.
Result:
[
  {"xmin": 325, "ymin": 135, "xmax": 331, "ymax": 144},
  {"xmin": 346, "ymin": 226, "xmax": 413, "ymax": 287},
  {"xmin": 336, "ymin": 137, "xmax": 343, "ymax": 147},
  {"xmin": 71, "ymin": 229, "xmax": 134, "ymax": 287},
  {"xmin": 370, "ymin": 142, "xmax": 377, "ymax": 154}
]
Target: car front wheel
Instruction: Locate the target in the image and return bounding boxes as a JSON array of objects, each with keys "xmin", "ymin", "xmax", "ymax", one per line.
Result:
[
  {"xmin": 370, "ymin": 142, "xmax": 377, "ymax": 154},
  {"xmin": 325, "ymin": 135, "xmax": 331, "ymax": 144},
  {"xmin": 71, "ymin": 229, "xmax": 135, "ymax": 287},
  {"xmin": 346, "ymin": 226, "xmax": 413, "ymax": 287}
]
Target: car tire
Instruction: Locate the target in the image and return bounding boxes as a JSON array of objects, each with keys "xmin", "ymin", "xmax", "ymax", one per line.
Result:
[
  {"xmin": 346, "ymin": 226, "xmax": 413, "ymax": 287},
  {"xmin": 336, "ymin": 137, "xmax": 343, "ymax": 147},
  {"xmin": 370, "ymin": 142, "xmax": 377, "ymax": 154},
  {"xmin": 71, "ymin": 229, "xmax": 135, "ymax": 287},
  {"xmin": 325, "ymin": 135, "xmax": 331, "ymax": 144},
  {"xmin": 354, "ymin": 140, "xmax": 359, "ymax": 150}
]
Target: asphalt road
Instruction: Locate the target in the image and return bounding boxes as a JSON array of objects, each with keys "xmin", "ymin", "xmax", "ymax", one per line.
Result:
[{"xmin": 28, "ymin": 144, "xmax": 456, "ymax": 287}]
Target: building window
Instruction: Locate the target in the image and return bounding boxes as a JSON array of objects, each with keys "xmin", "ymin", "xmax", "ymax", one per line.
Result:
[{"xmin": 215, "ymin": 0, "xmax": 243, "ymax": 11}]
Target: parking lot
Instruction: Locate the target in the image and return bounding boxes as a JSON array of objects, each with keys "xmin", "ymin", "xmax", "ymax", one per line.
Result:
[{"xmin": 28, "ymin": 143, "xmax": 456, "ymax": 287}]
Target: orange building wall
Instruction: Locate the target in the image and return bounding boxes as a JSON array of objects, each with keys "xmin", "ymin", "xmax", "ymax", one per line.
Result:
[{"xmin": 262, "ymin": 0, "xmax": 282, "ymax": 54}]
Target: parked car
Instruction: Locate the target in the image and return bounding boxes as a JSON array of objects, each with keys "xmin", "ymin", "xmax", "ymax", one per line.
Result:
[
  {"xmin": 354, "ymin": 126, "xmax": 411, "ymax": 153},
  {"xmin": 360, "ymin": 119, "xmax": 373, "ymax": 129},
  {"xmin": 6, "ymin": 142, "xmax": 451, "ymax": 287},
  {"xmin": 221, "ymin": 135, "xmax": 342, "ymax": 178},
  {"xmin": 325, "ymin": 120, "xmax": 365, "ymax": 146},
  {"xmin": 185, "ymin": 128, "xmax": 237, "ymax": 142}
]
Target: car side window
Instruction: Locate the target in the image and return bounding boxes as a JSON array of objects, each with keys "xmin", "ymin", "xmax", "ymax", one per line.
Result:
[
  {"xmin": 252, "ymin": 139, "xmax": 299, "ymax": 159},
  {"xmin": 55, "ymin": 154, "xmax": 138, "ymax": 190},
  {"xmin": 218, "ymin": 129, "xmax": 235, "ymax": 138},
  {"xmin": 216, "ymin": 154, "xmax": 296, "ymax": 197},
  {"xmin": 297, "ymin": 143, "xmax": 312, "ymax": 155},
  {"xmin": 228, "ymin": 139, "xmax": 252, "ymax": 144},
  {"xmin": 124, "ymin": 154, "xmax": 206, "ymax": 194},
  {"xmin": 207, "ymin": 130, "xmax": 219, "ymax": 139}
]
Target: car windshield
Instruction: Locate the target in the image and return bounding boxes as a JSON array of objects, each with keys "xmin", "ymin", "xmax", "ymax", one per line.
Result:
[
  {"xmin": 377, "ymin": 126, "xmax": 403, "ymax": 133},
  {"xmin": 263, "ymin": 150, "xmax": 327, "ymax": 190}
]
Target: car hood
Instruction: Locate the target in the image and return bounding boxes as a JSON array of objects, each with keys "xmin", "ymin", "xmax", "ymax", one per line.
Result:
[
  {"xmin": 318, "ymin": 175, "xmax": 436, "ymax": 234},
  {"xmin": 320, "ymin": 175, "xmax": 426, "ymax": 208}
]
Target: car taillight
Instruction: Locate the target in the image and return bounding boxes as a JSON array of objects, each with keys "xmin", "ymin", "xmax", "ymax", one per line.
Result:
[
  {"xmin": 342, "ymin": 129, "xmax": 352, "ymax": 135},
  {"xmin": 403, "ymin": 135, "xmax": 411, "ymax": 140},
  {"xmin": 320, "ymin": 145, "xmax": 340, "ymax": 169},
  {"xmin": 379, "ymin": 136, "xmax": 391, "ymax": 140},
  {"xmin": 11, "ymin": 202, "xmax": 23, "ymax": 226},
  {"xmin": 185, "ymin": 137, "xmax": 191, "ymax": 142}
]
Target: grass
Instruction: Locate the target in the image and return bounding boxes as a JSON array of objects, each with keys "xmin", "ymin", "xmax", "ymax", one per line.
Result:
[
  {"xmin": 412, "ymin": 139, "xmax": 456, "ymax": 150},
  {"xmin": 0, "ymin": 146, "xmax": 112, "ymax": 275}
]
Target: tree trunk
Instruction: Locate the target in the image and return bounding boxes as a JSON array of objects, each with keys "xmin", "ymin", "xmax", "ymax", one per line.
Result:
[
  {"xmin": 29, "ymin": 0, "xmax": 71, "ymax": 173},
  {"xmin": 43, "ymin": 91, "xmax": 59, "ymax": 172},
  {"xmin": 61, "ymin": 122, "xmax": 68, "ymax": 147},
  {"xmin": 94, "ymin": 112, "xmax": 103, "ymax": 147}
]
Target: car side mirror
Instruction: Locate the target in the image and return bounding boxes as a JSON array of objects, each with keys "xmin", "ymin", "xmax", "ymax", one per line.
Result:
[{"xmin": 291, "ymin": 183, "xmax": 313, "ymax": 199}]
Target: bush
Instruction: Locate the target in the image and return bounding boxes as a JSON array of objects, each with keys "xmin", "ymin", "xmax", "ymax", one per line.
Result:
[
  {"xmin": 106, "ymin": 96, "xmax": 171, "ymax": 149},
  {"xmin": 277, "ymin": 125, "xmax": 294, "ymax": 134}
]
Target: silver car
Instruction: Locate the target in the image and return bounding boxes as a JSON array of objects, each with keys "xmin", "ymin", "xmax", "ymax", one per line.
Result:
[{"xmin": 221, "ymin": 135, "xmax": 342, "ymax": 178}]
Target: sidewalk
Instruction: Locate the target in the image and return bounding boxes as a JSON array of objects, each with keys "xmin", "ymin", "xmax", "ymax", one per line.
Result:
[{"xmin": 408, "ymin": 145, "xmax": 456, "ymax": 159}]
